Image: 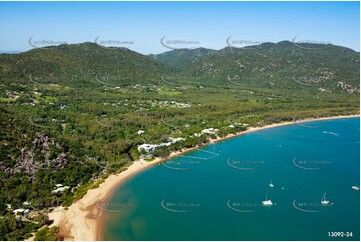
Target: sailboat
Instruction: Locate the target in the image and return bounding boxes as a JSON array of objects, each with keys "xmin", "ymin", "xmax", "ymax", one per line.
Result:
[
  {"xmin": 321, "ymin": 193, "xmax": 330, "ymax": 205},
  {"xmin": 352, "ymin": 184, "xmax": 360, "ymax": 190},
  {"xmin": 262, "ymin": 192, "xmax": 273, "ymax": 206},
  {"xmin": 269, "ymin": 181, "xmax": 274, "ymax": 188}
]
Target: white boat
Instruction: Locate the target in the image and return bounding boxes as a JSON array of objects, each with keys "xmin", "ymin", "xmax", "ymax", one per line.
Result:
[
  {"xmin": 262, "ymin": 200, "xmax": 273, "ymax": 205},
  {"xmin": 352, "ymin": 185, "xmax": 360, "ymax": 190},
  {"xmin": 321, "ymin": 193, "xmax": 330, "ymax": 205},
  {"xmin": 262, "ymin": 192, "xmax": 273, "ymax": 206},
  {"xmin": 269, "ymin": 181, "xmax": 274, "ymax": 188}
]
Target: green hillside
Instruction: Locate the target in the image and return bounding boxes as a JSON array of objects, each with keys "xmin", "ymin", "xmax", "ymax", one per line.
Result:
[
  {"xmin": 0, "ymin": 41, "xmax": 359, "ymax": 240},
  {"xmin": 150, "ymin": 47, "xmax": 215, "ymax": 68}
]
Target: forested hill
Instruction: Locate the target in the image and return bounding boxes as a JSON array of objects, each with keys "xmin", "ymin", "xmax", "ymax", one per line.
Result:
[
  {"xmin": 0, "ymin": 41, "xmax": 359, "ymax": 240},
  {"xmin": 150, "ymin": 47, "xmax": 215, "ymax": 68},
  {"xmin": 0, "ymin": 41, "xmax": 359, "ymax": 93},
  {"xmin": 0, "ymin": 42, "xmax": 172, "ymax": 88},
  {"xmin": 156, "ymin": 41, "xmax": 360, "ymax": 93}
]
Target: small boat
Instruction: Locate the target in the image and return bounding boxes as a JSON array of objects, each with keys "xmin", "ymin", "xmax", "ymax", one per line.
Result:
[
  {"xmin": 269, "ymin": 181, "xmax": 274, "ymax": 188},
  {"xmin": 321, "ymin": 193, "xmax": 330, "ymax": 205},
  {"xmin": 262, "ymin": 200, "xmax": 273, "ymax": 206},
  {"xmin": 262, "ymin": 192, "xmax": 273, "ymax": 206},
  {"xmin": 352, "ymin": 185, "xmax": 360, "ymax": 191}
]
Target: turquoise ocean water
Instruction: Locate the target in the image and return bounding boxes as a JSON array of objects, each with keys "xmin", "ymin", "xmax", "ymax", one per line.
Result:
[{"xmin": 101, "ymin": 118, "xmax": 360, "ymax": 241}]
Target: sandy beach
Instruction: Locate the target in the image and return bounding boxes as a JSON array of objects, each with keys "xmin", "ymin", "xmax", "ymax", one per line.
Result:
[{"xmin": 48, "ymin": 114, "xmax": 359, "ymax": 241}]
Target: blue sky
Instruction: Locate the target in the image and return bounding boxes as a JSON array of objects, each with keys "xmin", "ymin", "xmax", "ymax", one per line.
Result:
[{"xmin": 0, "ymin": 1, "xmax": 359, "ymax": 54}]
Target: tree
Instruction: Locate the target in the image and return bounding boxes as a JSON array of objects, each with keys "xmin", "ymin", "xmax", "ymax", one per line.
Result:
[
  {"xmin": 0, "ymin": 203, "xmax": 7, "ymax": 216},
  {"xmin": 34, "ymin": 226, "xmax": 59, "ymax": 241},
  {"xmin": 152, "ymin": 146, "xmax": 170, "ymax": 158},
  {"xmin": 0, "ymin": 214, "xmax": 17, "ymax": 240},
  {"xmin": 34, "ymin": 213, "xmax": 49, "ymax": 226}
]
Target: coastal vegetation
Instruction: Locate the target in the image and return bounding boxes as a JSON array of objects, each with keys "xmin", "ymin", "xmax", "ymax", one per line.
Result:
[{"xmin": 0, "ymin": 41, "xmax": 359, "ymax": 239}]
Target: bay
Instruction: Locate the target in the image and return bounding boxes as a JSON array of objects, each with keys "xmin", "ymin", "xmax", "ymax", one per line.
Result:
[{"xmin": 102, "ymin": 118, "xmax": 360, "ymax": 241}]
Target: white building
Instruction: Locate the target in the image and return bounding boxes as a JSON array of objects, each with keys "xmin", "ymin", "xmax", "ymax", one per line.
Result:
[
  {"xmin": 12, "ymin": 209, "xmax": 25, "ymax": 214},
  {"xmin": 138, "ymin": 137, "xmax": 185, "ymax": 154},
  {"xmin": 13, "ymin": 209, "xmax": 30, "ymax": 215},
  {"xmin": 137, "ymin": 130, "xmax": 145, "ymax": 135},
  {"xmin": 52, "ymin": 184, "xmax": 70, "ymax": 193},
  {"xmin": 201, "ymin": 128, "xmax": 218, "ymax": 134},
  {"xmin": 168, "ymin": 137, "xmax": 185, "ymax": 143},
  {"xmin": 138, "ymin": 144, "xmax": 160, "ymax": 153}
]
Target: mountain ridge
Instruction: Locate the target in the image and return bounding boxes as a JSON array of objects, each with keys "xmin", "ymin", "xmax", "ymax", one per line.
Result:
[{"xmin": 0, "ymin": 41, "xmax": 359, "ymax": 93}]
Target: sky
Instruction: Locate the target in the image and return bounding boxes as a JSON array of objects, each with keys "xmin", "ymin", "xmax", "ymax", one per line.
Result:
[{"xmin": 0, "ymin": 1, "xmax": 359, "ymax": 54}]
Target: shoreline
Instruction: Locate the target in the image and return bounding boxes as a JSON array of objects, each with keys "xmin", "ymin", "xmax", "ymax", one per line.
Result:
[{"xmin": 48, "ymin": 114, "xmax": 359, "ymax": 241}]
